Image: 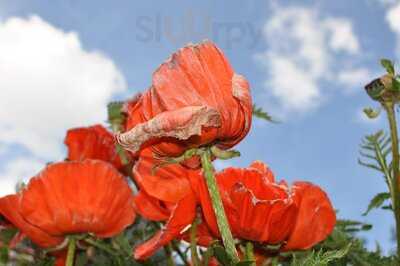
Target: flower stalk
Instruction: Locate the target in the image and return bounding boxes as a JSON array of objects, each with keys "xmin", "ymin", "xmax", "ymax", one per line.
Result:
[
  {"xmin": 190, "ymin": 218, "xmax": 200, "ymax": 266},
  {"xmin": 200, "ymin": 149, "xmax": 239, "ymax": 263},
  {"xmin": 383, "ymin": 102, "xmax": 400, "ymax": 259},
  {"xmin": 65, "ymin": 237, "xmax": 76, "ymax": 266}
]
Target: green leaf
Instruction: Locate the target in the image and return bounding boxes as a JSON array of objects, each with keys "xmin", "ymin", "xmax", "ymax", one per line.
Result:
[
  {"xmin": 363, "ymin": 192, "xmax": 391, "ymax": 216},
  {"xmin": 363, "ymin": 107, "xmax": 381, "ymax": 119},
  {"xmin": 252, "ymin": 105, "xmax": 278, "ymax": 123},
  {"xmin": 213, "ymin": 244, "xmax": 233, "ymax": 266},
  {"xmin": 392, "ymin": 75, "xmax": 400, "ymax": 91},
  {"xmin": 336, "ymin": 219, "xmax": 373, "ymax": 232},
  {"xmin": 290, "ymin": 244, "xmax": 351, "ymax": 266},
  {"xmin": 381, "ymin": 58, "xmax": 395, "ymax": 75},
  {"xmin": 107, "ymin": 101, "xmax": 126, "ymax": 132},
  {"xmin": 0, "ymin": 227, "xmax": 18, "ymax": 244},
  {"xmin": 0, "ymin": 246, "xmax": 8, "ymax": 264}
]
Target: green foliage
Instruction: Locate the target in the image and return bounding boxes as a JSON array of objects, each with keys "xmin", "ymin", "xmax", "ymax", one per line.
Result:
[
  {"xmin": 289, "ymin": 245, "xmax": 350, "ymax": 266},
  {"xmin": 277, "ymin": 219, "xmax": 397, "ymax": 266},
  {"xmin": 336, "ymin": 219, "xmax": 373, "ymax": 233},
  {"xmin": 363, "ymin": 107, "xmax": 381, "ymax": 119},
  {"xmin": 392, "ymin": 76, "xmax": 400, "ymax": 92},
  {"xmin": 0, "ymin": 246, "xmax": 8, "ymax": 265},
  {"xmin": 381, "ymin": 59, "xmax": 395, "ymax": 75},
  {"xmin": 252, "ymin": 105, "xmax": 277, "ymax": 123},
  {"xmin": 359, "ymin": 130, "xmax": 392, "ymax": 188},
  {"xmin": 363, "ymin": 192, "xmax": 391, "ymax": 216}
]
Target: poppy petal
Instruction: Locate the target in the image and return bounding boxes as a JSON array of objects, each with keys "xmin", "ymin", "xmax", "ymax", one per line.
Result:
[
  {"xmin": 134, "ymin": 191, "xmax": 170, "ymax": 221},
  {"xmin": 65, "ymin": 125, "xmax": 124, "ymax": 169},
  {"xmin": 0, "ymin": 195, "xmax": 63, "ymax": 248},
  {"xmin": 133, "ymin": 148, "xmax": 193, "ymax": 203},
  {"xmin": 283, "ymin": 182, "xmax": 336, "ymax": 251},
  {"xmin": 19, "ymin": 160, "xmax": 135, "ymax": 239}
]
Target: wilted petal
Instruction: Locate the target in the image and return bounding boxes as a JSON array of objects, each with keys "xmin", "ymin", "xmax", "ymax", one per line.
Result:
[{"xmin": 118, "ymin": 105, "xmax": 221, "ymax": 154}]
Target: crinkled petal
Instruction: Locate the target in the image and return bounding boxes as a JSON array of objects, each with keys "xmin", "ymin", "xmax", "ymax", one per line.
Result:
[
  {"xmin": 283, "ymin": 182, "xmax": 336, "ymax": 251},
  {"xmin": 118, "ymin": 105, "xmax": 221, "ymax": 153}
]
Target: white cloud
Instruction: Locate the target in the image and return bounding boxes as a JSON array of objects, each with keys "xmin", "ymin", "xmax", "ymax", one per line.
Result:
[
  {"xmin": 337, "ymin": 68, "xmax": 371, "ymax": 92},
  {"xmin": 256, "ymin": 6, "xmax": 364, "ymax": 114},
  {"xmin": 324, "ymin": 18, "xmax": 360, "ymax": 54},
  {"xmin": 0, "ymin": 16, "xmax": 127, "ymax": 160},
  {"xmin": 385, "ymin": 3, "xmax": 400, "ymax": 56},
  {"xmin": 0, "ymin": 15, "xmax": 128, "ymax": 196},
  {"xmin": 0, "ymin": 157, "xmax": 45, "ymax": 196}
]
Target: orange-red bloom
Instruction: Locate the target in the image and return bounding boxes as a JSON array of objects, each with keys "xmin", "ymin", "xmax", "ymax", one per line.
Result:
[
  {"xmin": 133, "ymin": 161, "xmax": 336, "ymax": 260},
  {"xmin": 65, "ymin": 124, "xmax": 129, "ymax": 170},
  {"xmin": 0, "ymin": 160, "xmax": 136, "ymax": 248},
  {"xmin": 117, "ymin": 41, "xmax": 252, "ymax": 166},
  {"xmin": 192, "ymin": 161, "xmax": 336, "ymax": 251}
]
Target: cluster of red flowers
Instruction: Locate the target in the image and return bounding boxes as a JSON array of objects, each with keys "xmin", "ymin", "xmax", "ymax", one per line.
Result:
[{"xmin": 0, "ymin": 41, "xmax": 336, "ymax": 265}]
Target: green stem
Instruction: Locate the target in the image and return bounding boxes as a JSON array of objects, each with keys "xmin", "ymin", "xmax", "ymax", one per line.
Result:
[
  {"xmin": 190, "ymin": 218, "xmax": 200, "ymax": 266},
  {"xmin": 245, "ymin": 242, "xmax": 255, "ymax": 265},
  {"xmin": 164, "ymin": 244, "xmax": 176, "ymax": 266},
  {"xmin": 84, "ymin": 238, "xmax": 119, "ymax": 257},
  {"xmin": 65, "ymin": 237, "xmax": 76, "ymax": 266},
  {"xmin": 384, "ymin": 102, "xmax": 400, "ymax": 260},
  {"xmin": 200, "ymin": 149, "xmax": 239, "ymax": 263}
]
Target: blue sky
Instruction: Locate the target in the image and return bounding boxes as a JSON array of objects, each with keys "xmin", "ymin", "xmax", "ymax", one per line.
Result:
[{"xmin": 0, "ymin": 0, "xmax": 399, "ymax": 253}]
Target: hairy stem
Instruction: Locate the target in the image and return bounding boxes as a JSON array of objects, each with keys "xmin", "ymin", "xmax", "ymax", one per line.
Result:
[
  {"xmin": 65, "ymin": 237, "xmax": 76, "ymax": 266},
  {"xmin": 200, "ymin": 149, "xmax": 239, "ymax": 263},
  {"xmin": 384, "ymin": 102, "xmax": 400, "ymax": 260},
  {"xmin": 245, "ymin": 242, "xmax": 255, "ymax": 265},
  {"xmin": 190, "ymin": 218, "xmax": 200, "ymax": 266}
]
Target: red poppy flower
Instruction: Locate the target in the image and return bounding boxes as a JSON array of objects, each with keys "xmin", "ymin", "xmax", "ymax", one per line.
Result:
[
  {"xmin": 0, "ymin": 160, "xmax": 136, "ymax": 249},
  {"xmin": 117, "ymin": 41, "xmax": 252, "ymax": 167},
  {"xmin": 191, "ymin": 161, "xmax": 336, "ymax": 251},
  {"xmin": 65, "ymin": 124, "xmax": 129, "ymax": 170}
]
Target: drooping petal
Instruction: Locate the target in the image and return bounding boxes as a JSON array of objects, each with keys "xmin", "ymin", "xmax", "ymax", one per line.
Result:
[
  {"xmin": 134, "ymin": 192, "xmax": 197, "ymax": 260},
  {"xmin": 283, "ymin": 182, "xmax": 336, "ymax": 251},
  {"xmin": 0, "ymin": 195, "xmax": 63, "ymax": 248},
  {"xmin": 133, "ymin": 148, "xmax": 194, "ymax": 203},
  {"xmin": 134, "ymin": 191, "xmax": 170, "ymax": 221}
]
